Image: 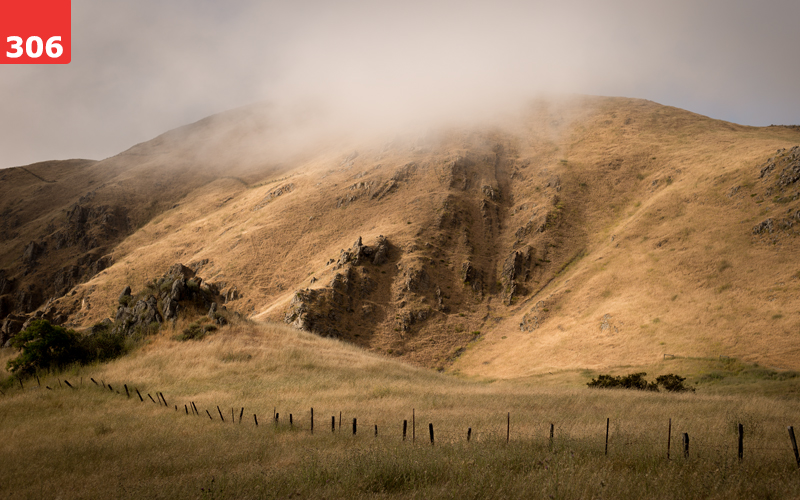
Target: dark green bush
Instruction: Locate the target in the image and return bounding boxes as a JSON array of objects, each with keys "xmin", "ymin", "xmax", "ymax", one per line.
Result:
[
  {"xmin": 588, "ymin": 372, "xmax": 689, "ymax": 392},
  {"xmin": 6, "ymin": 319, "xmax": 128, "ymax": 377},
  {"xmin": 6, "ymin": 320, "xmax": 83, "ymax": 376},
  {"xmin": 655, "ymin": 374, "xmax": 693, "ymax": 392}
]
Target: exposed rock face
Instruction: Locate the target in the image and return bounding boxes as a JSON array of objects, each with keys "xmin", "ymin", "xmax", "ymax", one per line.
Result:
[
  {"xmin": 285, "ymin": 236, "xmax": 393, "ymax": 340},
  {"xmin": 1, "ymin": 315, "xmax": 25, "ymax": 347},
  {"xmin": 109, "ymin": 263, "xmax": 230, "ymax": 337},
  {"xmin": 113, "ymin": 294, "xmax": 163, "ymax": 337},
  {"xmin": 753, "ymin": 147, "xmax": 800, "ymax": 237},
  {"xmin": 461, "ymin": 261, "xmax": 483, "ymax": 294},
  {"xmin": 501, "ymin": 246, "xmax": 534, "ymax": 305}
]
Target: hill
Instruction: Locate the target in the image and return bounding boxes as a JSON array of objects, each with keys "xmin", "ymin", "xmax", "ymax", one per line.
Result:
[{"xmin": 1, "ymin": 95, "xmax": 799, "ymax": 376}]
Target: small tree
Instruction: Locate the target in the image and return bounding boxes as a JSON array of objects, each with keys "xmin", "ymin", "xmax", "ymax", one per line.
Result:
[{"xmin": 7, "ymin": 319, "xmax": 83, "ymax": 376}]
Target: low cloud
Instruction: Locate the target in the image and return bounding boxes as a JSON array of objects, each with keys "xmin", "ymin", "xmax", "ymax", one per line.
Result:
[{"xmin": 1, "ymin": 0, "xmax": 799, "ymax": 169}]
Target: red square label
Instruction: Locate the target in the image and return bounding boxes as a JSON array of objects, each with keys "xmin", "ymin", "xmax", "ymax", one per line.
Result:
[{"xmin": 1, "ymin": 0, "xmax": 71, "ymax": 64}]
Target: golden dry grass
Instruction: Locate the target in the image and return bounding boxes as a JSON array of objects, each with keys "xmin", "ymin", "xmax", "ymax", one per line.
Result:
[{"xmin": 2, "ymin": 320, "xmax": 800, "ymax": 498}]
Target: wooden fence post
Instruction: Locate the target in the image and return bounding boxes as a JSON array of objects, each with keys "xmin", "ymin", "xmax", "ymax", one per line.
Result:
[
  {"xmin": 232, "ymin": 408, "xmax": 235, "ymax": 423},
  {"xmin": 683, "ymin": 433, "xmax": 689, "ymax": 458},
  {"xmin": 353, "ymin": 418, "xmax": 357, "ymax": 435},
  {"xmin": 332, "ymin": 416, "xmax": 335, "ymax": 432},
  {"xmin": 36, "ymin": 374, "xmax": 40, "ymax": 386},
  {"xmin": 605, "ymin": 418, "xmax": 610, "ymax": 456},
  {"xmin": 124, "ymin": 384, "xmax": 129, "ymax": 398},
  {"xmin": 467, "ymin": 428, "xmax": 472, "ymax": 442},
  {"xmin": 507, "ymin": 412, "xmax": 510, "ymax": 443},
  {"xmin": 667, "ymin": 419, "xmax": 672, "ymax": 460},
  {"xmin": 239, "ymin": 407, "xmax": 244, "ymax": 424},
  {"xmin": 375, "ymin": 424, "xmax": 378, "ymax": 437},
  {"xmin": 160, "ymin": 393, "xmax": 168, "ymax": 407},
  {"xmin": 64, "ymin": 380, "xmax": 74, "ymax": 389},
  {"xmin": 148, "ymin": 393, "xmax": 156, "ymax": 404},
  {"xmin": 429, "ymin": 423, "xmax": 434, "ymax": 445},
  {"xmin": 403, "ymin": 420, "xmax": 407, "ymax": 441},
  {"xmin": 275, "ymin": 413, "xmax": 279, "ymax": 424},
  {"xmin": 311, "ymin": 408, "xmax": 314, "ymax": 434},
  {"xmin": 788, "ymin": 427, "xmax": 800, "ymax": 468},
  {"xmin": 738, "ymin": 423, "xmax": 744, "ymax": 461},
  {"xmin": 91, "ymin": 378, "xmax": 98, "ymax": 386},
  {"xmin": 413, "ymin": 409, "xmax": 416, "ymax": 443},
  {"xmin": 290, "ymin": 414, "xmax": 293, "ymax": 428},
  {"xmin": 339, "ymin": 411, "xmax": 342, "ymax": 431},
  {"xmin": 254, "ymin": 414, "xmax": 258, "ymax": 426},
  {"xmin": 550, "ymin": 423, "xmax": 554, "ymax": 450},
  {"xmin": 217, "ymin": 406, "xmax": 225, "ymax": 422},
  {"xmin": 206, "ymin": 410, "xmax": 212, "ymax": 420},
  {"xmin": 136, "ymin": 389, "xmax": 143, "ymax": 401},
  {"xmin": 185, "ymin": 404, "xmax": 189, "ymax": 415}
]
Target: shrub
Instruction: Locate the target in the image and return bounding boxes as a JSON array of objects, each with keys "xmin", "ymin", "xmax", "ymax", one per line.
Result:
[
  {"xmin": 6, "ymin": 320, "xmax": 83, "ymax": 376},
  {"xmin": 656, "ymin": 374, "xmax": 693, "ymax": 392},
  {"xmin": 6, "ymin": 319, "xmax": 128, "ymax": 377},
  {"xmin": 588, "ymin": 372, "xmax": 692, "ymax": 392}
]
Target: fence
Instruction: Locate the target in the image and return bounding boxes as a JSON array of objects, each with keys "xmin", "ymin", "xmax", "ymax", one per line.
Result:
[{"xmin": 7, "ymin": 375, "xmax": 800, "ymax": 468}]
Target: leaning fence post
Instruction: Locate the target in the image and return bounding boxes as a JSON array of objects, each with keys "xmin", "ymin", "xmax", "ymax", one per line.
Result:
[
  {"xmin": 206, "ymin": 410, "xmax": 213, "ymax": 420},
  {"xmin": 148, "ymin": 393, "xmax": 156, "ymax": 404},
  {"xmin": 217, "ymin": 406, "xmax": 225, "ymax": 422},
  {"xmin": 738, "ymin": 423, "xmax": 744, "ymax": 461},
  {"xmin": 136, "ymin": 389, "xmax": 143, "ymax": 401},
  {"xmin": 124, "ymin": 384, "xmax": 130, "ymax": 398},
  {"xmin": 667, "ymin": 419, "xmax": 672, "ymax": 460},
  {"xmin": 605, "ymin": 418, "xmax": 610, "ymax": 456},
  {"xmin": 788, "ymin": 427, "xmax": 800, "ymax": 468},
  {"xmin": 683, "ymin": 433, "xmax": 690, "ymax": 458},
  {"xmin": 185, "ymin": 404, "xmax": 189, "ymax": 415},
  {"xmin": 429, "ymin": 423, "xmax": 434, "ymax": 445},
  {"xmin": 239, "ymin": 407, "xmax": 244, "ymax": 424},
  {"xmin": 160, "ymin": 393, "xmax": 168, "ymax": 407},
  {"xmin": 254, "ymin": 414, "xmax": 258, "ymax": 426}
]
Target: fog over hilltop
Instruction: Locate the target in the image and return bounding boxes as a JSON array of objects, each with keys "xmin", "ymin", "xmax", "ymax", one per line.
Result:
[{"xmin": 1, "ymin": 0, "xmax": 799, "ymax": 169}]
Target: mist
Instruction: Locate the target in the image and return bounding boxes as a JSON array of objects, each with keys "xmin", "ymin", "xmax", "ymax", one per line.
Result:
[{"xmin": 1, "ymin": 0, "xmax": 799, "ymax": 169}]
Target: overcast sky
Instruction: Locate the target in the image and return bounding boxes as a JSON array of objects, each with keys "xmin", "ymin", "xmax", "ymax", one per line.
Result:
[{"xmin": 1, "ymin": 0, "xmax": 799, "ymax": 169}]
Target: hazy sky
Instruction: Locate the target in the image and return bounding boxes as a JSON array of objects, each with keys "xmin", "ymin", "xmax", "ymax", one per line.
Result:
[{"xmin": 1, "ymin": 0, "xmax": 799, "ymax": 169}]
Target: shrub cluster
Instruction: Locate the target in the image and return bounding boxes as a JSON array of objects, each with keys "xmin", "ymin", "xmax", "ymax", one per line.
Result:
[
  {"xmin": 587, "ymin": 372, "xmax": 693, "ymax": 392},
  {"xmin": 6, "ymin": 319, "xmax": 127, "ymax": 377}
]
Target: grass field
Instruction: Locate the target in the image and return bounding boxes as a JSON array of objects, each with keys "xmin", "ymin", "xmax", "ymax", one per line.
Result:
[{"xmin": 2, "ymin": 320, "xmax": 800, "ymax": 499}]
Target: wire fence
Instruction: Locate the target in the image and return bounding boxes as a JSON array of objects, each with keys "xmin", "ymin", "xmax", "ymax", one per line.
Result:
[{"xmin": 7, "ymin": 375, "xmax": 800, "ymax": 467}]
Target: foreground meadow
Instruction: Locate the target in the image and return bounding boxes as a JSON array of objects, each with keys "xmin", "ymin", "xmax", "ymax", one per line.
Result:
[{"xmin": 2, "ymin": 321, "xmax": 800, "ymax": 499}]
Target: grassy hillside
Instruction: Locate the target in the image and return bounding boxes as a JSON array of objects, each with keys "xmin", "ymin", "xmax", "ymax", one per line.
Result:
[
  {"xmin": 2, "ymin": 95, "xmax": 799, "ymax": 377},
  {"xmin": 2, "ymin": 321, "xmax": 800, "ymax": 498}
]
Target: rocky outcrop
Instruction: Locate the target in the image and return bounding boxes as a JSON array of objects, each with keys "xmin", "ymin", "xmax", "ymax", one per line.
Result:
[
  {"xmin": 285, "ymin": 236, "xmax": 393, "ymax": 340},
  {"xmin": 110, "ymin": 263, "xmax": 229, "ymax": 337},
  {"xmin": 501, "ymin": 246, "xmax": 534, "ymax": 305},
  {"xmin": 113, "ymin": 295, "xmax": 163, "ymax": 337}
]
